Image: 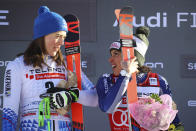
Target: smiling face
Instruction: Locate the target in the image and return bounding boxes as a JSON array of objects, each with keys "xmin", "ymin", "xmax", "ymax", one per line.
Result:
[
  {"xmin": 108, "ymin": 49, "xmax": 123, "ymax": 76},
  {"xmin": 44, "ymin": 31, "xmax": 67, "ymax": 56}
]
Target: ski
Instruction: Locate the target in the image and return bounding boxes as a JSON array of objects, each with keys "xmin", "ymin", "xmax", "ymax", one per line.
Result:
[
  {"xmin": 118, "ymin": 6, "xmax": 138, "ymax": 131},
  {"xmin": 64, "ymin": 14, "xmax": 84, "ymax": 131}
]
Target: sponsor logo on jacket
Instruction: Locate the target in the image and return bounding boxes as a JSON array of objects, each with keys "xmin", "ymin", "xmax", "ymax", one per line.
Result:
[
  {"xmin": 26, "ymin": 67, "xmax": 66, "ymax": 80},
  {"xmin": 5, "ymin": 69, "xmax": 11, "ymax": 96}
]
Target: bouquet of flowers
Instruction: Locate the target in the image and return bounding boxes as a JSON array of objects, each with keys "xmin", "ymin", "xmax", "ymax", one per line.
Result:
[{"xmin": 129, "ymin": 94, "xmax": 178, "ymax": 131}]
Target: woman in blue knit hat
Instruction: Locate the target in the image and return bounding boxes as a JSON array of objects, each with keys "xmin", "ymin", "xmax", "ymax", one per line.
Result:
[{"xmin": 2, "ymin": 6, "xmax": 94, "ymax": 131}]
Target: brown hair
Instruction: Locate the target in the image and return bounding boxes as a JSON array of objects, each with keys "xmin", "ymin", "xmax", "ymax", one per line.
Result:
[
  {"xmin": 23, "ymin": 37, "xmax": 66, "ymax": 68},
  {"xmin": 138, "ymin": 65, "xmax": 152, "ymax": 73}
]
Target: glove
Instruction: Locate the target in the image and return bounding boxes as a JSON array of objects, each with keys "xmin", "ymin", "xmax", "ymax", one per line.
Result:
[
  {"xmin": 45, "ymin": 87, "xmax": 79, "ymax": 109},
  {"xmin": 68, "ymin": 87, "xmax": 79, "ymax": 102},
  {"xmin": 49, "ymin": 91, "xmax": 72, "ymax": 110},
  {"xmin": 47, "ymin": 87, "xmax": 79, "ymax": 102}
]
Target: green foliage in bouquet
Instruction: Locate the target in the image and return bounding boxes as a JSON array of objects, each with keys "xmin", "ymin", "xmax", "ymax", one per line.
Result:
[{"xmin": 150, "ymin": 93, "xmax": 163, "ymax": 104}]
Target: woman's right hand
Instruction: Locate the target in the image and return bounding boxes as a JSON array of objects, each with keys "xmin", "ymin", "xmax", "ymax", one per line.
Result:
[{"xmin": 121, "ymin": 57, "xmax": 139, "ymax": 76}]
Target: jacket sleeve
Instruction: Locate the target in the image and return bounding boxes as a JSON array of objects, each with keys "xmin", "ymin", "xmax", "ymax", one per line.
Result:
[
  {"xmin": 96, "ymin": 74, "xmax": 131, "ymax": 113},
  {"xmin": 2, "ymin": 59, "xmax": 22, "ymax": 131},
  {"xmin": 77, "ymin": 71, "xmax": 98, "ymax": 107}
]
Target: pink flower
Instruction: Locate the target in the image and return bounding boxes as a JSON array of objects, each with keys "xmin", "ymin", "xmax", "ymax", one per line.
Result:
[{"xmin": 129, "ymin": 94, "xmax": 178, "ymax": 131}]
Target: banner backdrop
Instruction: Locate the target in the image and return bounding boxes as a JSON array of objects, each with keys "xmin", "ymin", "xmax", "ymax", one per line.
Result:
[{"xmin": 0, "ymin": 0, "xmax": 195, "ymax": 131}]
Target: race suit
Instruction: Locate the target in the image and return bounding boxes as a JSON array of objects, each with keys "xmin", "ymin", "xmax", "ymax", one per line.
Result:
[
  {"xmin": 96, "ymin": 72, "xmax": 181, "ymax": 131},
  {"xmin": 2, "ymin": 55, "xmax": 94, "ymax": 131}
]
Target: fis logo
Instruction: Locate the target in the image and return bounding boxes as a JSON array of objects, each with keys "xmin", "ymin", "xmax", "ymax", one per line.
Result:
[{"xmin": 177, "ymin": 13, "xmax": 196, "ymax": 28}]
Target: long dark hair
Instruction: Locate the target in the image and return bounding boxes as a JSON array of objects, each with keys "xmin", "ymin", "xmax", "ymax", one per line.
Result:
[{"xmin": 22, "ymin": 37, "xmax": 66, "ymax": 68}]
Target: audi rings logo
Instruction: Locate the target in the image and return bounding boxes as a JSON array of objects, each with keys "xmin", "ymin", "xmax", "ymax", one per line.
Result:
[{"xmin": 112, "ymin": 108, "xmax": 129, "ymax": 127}]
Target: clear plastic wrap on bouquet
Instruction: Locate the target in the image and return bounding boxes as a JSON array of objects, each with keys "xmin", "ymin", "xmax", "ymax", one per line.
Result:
[{"xmin": 129, "ymin": 94, "xmax": 178, "ymax": 131}]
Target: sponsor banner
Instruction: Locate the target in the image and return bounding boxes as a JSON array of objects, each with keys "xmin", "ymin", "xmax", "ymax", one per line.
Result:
[
  {"xmin": 0, "ymin": 0, "xmax": 96, "ymax": 41},
  {"xmin": 181, "ymin": 55, "xmax": 196, "ymax": 78},
  {"xmin": 113, "ymin": 12, "xmax": 196, "ymax": 28}
]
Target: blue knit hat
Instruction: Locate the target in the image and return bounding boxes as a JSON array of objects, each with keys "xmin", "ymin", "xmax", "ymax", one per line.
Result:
[{"xmin": 33, "ymin": 6, "xmax": 68, "ymax": 39}]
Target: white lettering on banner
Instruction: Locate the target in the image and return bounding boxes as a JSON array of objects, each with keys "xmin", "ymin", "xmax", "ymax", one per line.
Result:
[
  {"xmin": 0, "ymin": 10, "xmax": 9, "ymax": 26},
  {"xmin": 187, "ymin": 63, "xmax": 196, "ymax": 70},
  {"xmin": 134, "ymin": 12, "xmax": 167, "ymax": 27},
  {"xmin": 188, "ymin": 100, "xmax": 196, "ymax": 107},
  {"xmin": 177, "ymin": 12, "xmax": 188, "ymax": 27},
  {"xmin": 191, "ymin": 13, "xmax": 196, "ymax": 27},
  {"xmin": 0, "ymin": 16, "xmax": 6, "ymax": 19},
  {"xmin": 177, "ymin": 12, "xmax": 196, "ymax": 27},
  {"xmin": 113, "ymin": 12, "xmax": 167, "ymax": 27},
  {"xmin": 81, "ymin": 61, "xmax": 87, "ymax": 68},
  {"xmin": 113, "ymin": 12, "xmax": 196, "ymax": 28},
  {"xmin": 0, "ymin": 61, "xmax": 11, "ymax": 67},
  {"xmin": 144, "ymin": 62, "xmax": 164, "ymax": 69}
]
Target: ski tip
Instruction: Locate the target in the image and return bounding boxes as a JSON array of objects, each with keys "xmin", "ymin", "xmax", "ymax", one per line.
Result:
[
  {"xmin": 115, "ymin": 9, "xmax": 120, "ymax": 21},
  {"xmin": 64, "ymin": 14, "xmax": 78, "ymax": 22},
  {"xmin": 120, "ymin": 6, "xmax": 133, "ymax": 14}
]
